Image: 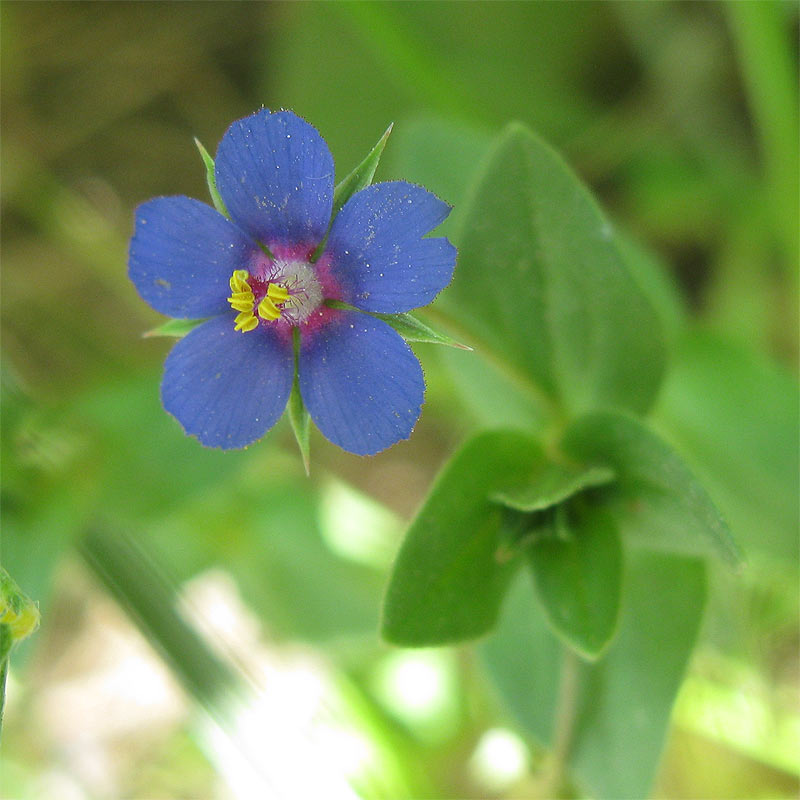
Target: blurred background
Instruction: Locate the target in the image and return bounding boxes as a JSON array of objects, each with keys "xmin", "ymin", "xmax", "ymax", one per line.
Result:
[{"xmin": 1, "ymin": 2, "xmax": 798, "ymax": 798}]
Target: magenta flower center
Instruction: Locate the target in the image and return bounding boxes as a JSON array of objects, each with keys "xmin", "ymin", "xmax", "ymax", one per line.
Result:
[{"xmin": 227, "ymin": 258, "xmax": 323, "ymax": 332}]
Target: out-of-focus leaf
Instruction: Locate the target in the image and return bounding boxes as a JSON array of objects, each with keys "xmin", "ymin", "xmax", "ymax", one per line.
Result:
[
  {"xmin": 152, "ymin": 472, "xmax": 386, "ymax": 643},
  {"xmin": 492, "ymin": 462, "xmax": 614, "ymax": 512},
  {"xmin": 614, "ymin": 230, "xmax": 687, "ymax": 346},
  {"xmin": 143, "ymin": 317, "xmax": 206, "ymax": 339},
  {"xmin": 527, "ymin": 504, "xmax": 622, "ymax": 659},
  {"xmin": 71, "ymin": 375, "xmax": 251, "ymax": 522},
  {"xmin": 373, "ymin": 312, "xmax": 471, "ymax": 350},
  {"xmin": 382, "ymin": 430, "xmax": 542, "ymax": 645},
  {"xmin": 562, "ymin": 411, "xmax": 742, "ymax": 565},
  {"xmin": 441, "ymin": 122, "xmax": 666, "ymax": 418},
  {"xmin": 481, "ymin": 550, "xmax": 707, "ymax": 799},
  {"xmin": 654, "ymin": 331, "xmax": 799, "ymax": 565}
]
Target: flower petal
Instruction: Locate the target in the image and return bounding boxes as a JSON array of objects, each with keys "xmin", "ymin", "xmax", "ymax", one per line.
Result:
[
  {"xmin": 129, "ymin": 196, "xmax": 256, "ymax": 318},
  {"xmin": 325, "ymin": 181, "xmax": 456, "ymax": 313},
  {"xmin": 161, "ymin": 316, "xmax": 294, "ymax": 449},
  {"xmin": 299, "ymin": 310, "xmax": 425, "ymax": 455},
  {"xmin": 215, "ymin": 110, "xmax": 334, "ymax": 249}
]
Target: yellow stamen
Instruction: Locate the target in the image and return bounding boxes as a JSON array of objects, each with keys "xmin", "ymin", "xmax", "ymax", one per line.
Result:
[
  {"xmin": 233, "ymin": 310, "xmax": 258, "ymax": 332},
  {"xmin": 226, "ymin": 270, "xmax": 293, "ymax": 331},
  {"xmin": 257, "ymin": 296, "xmax": 281, "ymax": 320},
  {"xmin": 267, "ymin": 283, "xmax": 290, "ymax": 303},
  {"xmin": 229, "ymin": 269, "xmax": 250, "ymax": 293}
]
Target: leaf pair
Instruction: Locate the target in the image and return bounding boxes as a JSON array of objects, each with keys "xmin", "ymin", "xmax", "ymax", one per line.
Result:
[{"xmin": 382, "ymin": 412, "xmax": 737, "ymax": 654}]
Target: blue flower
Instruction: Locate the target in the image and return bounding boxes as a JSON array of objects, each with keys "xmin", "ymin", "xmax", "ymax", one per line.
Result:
[{"xmin": 128, "ymin": 110, "xmax": 456, "ymax": 455}]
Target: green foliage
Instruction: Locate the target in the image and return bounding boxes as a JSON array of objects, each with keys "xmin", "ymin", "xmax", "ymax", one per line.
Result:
[
  {"xmin": 654, "ymin": 331, "xmax": 799, "ymax": 564},
  {"xmin": 482, "ymin": 551, "xmax": 707, "ymax": 799},
  {"xmin": 3, "ymin": 3, "xmax": 797, "ymax": 797},
  {"xmin": 526, "ymin": 503, "xmax": 622, "ymax": 659},
  {"xmin": 382, "ymin": 431, "xmax": 541, "ymax": 645},
  {"xmin": 562, "ymin": 411, "xmax": 742, "ymax": 565},
  {"xmin": 441, "ymin": 122, "xmax": 666, "ymax": 418}
]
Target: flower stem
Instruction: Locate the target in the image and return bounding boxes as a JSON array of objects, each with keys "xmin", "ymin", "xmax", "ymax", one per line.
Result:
[{"xmin": 539, "ymin": 644, "xmax": 580, "ymax": 798}]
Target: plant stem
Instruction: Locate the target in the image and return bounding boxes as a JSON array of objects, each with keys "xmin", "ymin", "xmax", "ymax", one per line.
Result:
[
  {"xmin": 540, "ymin": 645, "xmax": 581, "ymax": 798},
  {"xmin": 0, "ymin": 657, "xmax": 7, "ymax": 743}
]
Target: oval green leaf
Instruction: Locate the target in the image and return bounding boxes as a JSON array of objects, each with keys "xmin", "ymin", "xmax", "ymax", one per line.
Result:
[
  {"xmin": 441, "ymin": 122, "xmax": 666, "ymax": 417},
  {"xmin": 381, "ymin": 430, "xmax": 543, "ymax": 646},
  {"xmin": 527, "ymin": 503, "xmax": 622, "ymax": 659}
]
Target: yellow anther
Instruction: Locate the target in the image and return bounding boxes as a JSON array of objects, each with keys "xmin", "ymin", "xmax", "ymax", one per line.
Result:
[
  {"xmin": 233, "ymin": 310, "xmax": 259, "ymax": 332},
  {"xmin": 267, "ymin": 283, "xmax": 290, "ymax": 303},
  {"xmin": 257, "ymin": 296, "xmax": 282, "ymax": 320},
  {"xmin": 229, "ymin": 269, "xmax": 250, "ymax": 293}
]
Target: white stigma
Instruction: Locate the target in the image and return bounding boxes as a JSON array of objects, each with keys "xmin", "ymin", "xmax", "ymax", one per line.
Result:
[{"xmin": 272, "ymin": 259, "xmax": 323, "ymax": 324}]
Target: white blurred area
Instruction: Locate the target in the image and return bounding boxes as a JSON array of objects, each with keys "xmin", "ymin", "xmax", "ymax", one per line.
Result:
[
  {"xmin": 4, "ymin": 566, "xmax": 381, "ymax": 800},
  {"xmin": 181, "ymin": 569, "xmax": 374, "ymax": 800}
]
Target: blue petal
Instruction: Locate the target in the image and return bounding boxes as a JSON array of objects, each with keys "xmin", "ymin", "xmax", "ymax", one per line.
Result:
[
  {"xmin": 299, "ymin": 311, "xmax": 425, "ymax": 455},
  {"xmin": 325, "ymin": 182, "xmax": 456, "ymax": 313},
  {"xmin": 161, "ymin": 316, "xmax": 294, "ymax": 449},
  {"xmin": 215, "ymin": 110, "xmax": 334, "ymax": 249},
  {"xmin": 129, "ymin": 196, "xmax": 256, "ymax": 318}
]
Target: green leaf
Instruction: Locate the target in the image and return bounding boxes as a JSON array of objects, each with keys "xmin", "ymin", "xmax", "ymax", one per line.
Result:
[
  {"xmin": 562, "ymin": 411, "xmax": 742, "ymax": 565},
  {"xmin": 381, "ymin": 430, "xmax": 542, "ymax": 646},
  {"xmin": 526, "ymin": 503, "xmax": 622, "ymax": 659},
  {"xmin": 492, "ymin": 461, "xmax": 614, "ymax": 512},
  {"xmin": 287, "ymin": 378, "xmax": 311, "ymax": 476},
  {"xmin": 332, "ymin": 122, "xmax": 393, "ymax": 218},
  {"xmin": 481, "ymin": 550, "xmax": 707, "ymax": 799},
  {"xmin": 442, "ymin": 122, "xmax": 666, "ymax": 417},
  {"xmin": 654, "ymin": 331, "xmax": 799, "ymax": 565},
  {"xmin": 373, "ymin": 311, "xmax": 471, "ymax": 350},
  {"xmin": 143, "ymin": 317, "xmax": 206, "ymax": 339},
  {"xmin": 194, "ymin": 137, "xmax": 228, "ymax": 217}
]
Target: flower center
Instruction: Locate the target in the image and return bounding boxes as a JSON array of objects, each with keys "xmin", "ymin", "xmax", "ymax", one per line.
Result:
[{"xmin": 226, "ymin": 259, "xmax": 323, "ymax": 332}]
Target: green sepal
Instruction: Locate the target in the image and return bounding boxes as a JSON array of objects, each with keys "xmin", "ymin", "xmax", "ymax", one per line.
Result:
[
  {"xmin": 325, "ymin": 301, "xmax": 470, "ymax": 350},
  {"xmin": 287, "ymin": 379, "xmax": 311, "ymax": 476},
  {"xmin": 373, "ymin": 311, "xmax": 472, "ymax": 350},
  {"xmin": 332, "ymin": 123, "xmax": 393, "ymax": 218},
  {"xmin": 287, "ymin": 328, "xmax": 311, "ymax": 475},
  {"xmin": 194, "ymin": 137, "xmax": 229, "ymax": 217},
  {"xmin": 311, "ymin": 123, "xmax": 394, "ymax": 262},
  {"xmin": 143, "ymin": 318, "xmax": 206, "ymax": 339}
]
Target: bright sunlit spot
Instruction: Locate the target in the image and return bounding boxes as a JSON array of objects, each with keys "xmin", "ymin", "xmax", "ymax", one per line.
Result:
[
  {"xmin": 318, "ymin": 480, "xmax": 401, "ymax": 568},
  {"xmin": 469, "ymin": 727, "xmax": 529, "ymax": 792},
  {"xmin": 373, "ymin": 650, "xmax": 459, "ymax": 742}
]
